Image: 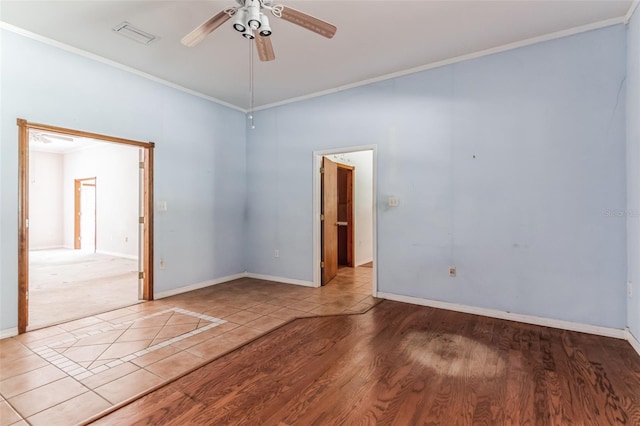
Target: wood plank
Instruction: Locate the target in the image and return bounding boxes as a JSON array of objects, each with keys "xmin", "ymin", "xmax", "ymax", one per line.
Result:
[
  {"xmin": 346, "ymin": 166, "xmax": 353, "ymax": 267},
  {"xmin": 93, "ymin": 301, "xmax": 640, "ymax": 425},
  {"xmin": 321, "ymin": 157, "xmax": 338, "ymax": 284},
  {"xmin": 142, "ymin": 146, "xmax": 154, "ymax": 301},
  {"xmin": 91, "ymin": 387, "xmax": 206, "ymax": 425},
  {"xmin": 17, "ymin": 119, "xmax": 29, "ymax": 333}
]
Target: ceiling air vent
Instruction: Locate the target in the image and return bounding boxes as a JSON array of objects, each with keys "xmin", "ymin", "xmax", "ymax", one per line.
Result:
[{"xmin": 112, "ymin": 22, "xmax": 157, "ymax": 45}]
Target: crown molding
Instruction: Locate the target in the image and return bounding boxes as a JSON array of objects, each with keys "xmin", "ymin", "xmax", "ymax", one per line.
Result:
[
  {"xmin": 254, "ymin": 16, "xmax": 625, "ymax": 111},
  {"xmin": 0, "ymin": 21, "xmax": 246, "ymax": 113},
  {"xmin": 1, "ymin": 15, "xmax": 627, "ymax": 114}
]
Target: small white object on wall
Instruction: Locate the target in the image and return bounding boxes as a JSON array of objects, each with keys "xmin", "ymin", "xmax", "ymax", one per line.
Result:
[{"xmin": 388, "ymin": 197, "xmax": 399, "ymax": 207}]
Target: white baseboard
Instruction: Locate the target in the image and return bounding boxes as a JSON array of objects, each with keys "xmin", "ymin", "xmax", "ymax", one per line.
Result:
[
  {"xmin": 1, "ymin": 327, "xmax": 18, "ymax": 340},
  {"xmin": 377, "ymin": 292, "xmax": 626, "ymax": 340},
  {"xmin": 627, "ymin": 329, "xmax": 640, "ymax": 356},
  {"xmin": 95, "ymin": 250, "xmax": 138, "ymax": 260},
  {"xmin": 154, "ymin": 273, "xmax": 247, "ymax": 299},
  {"xmin": 155, "ymin": 272, "xmax": 315, "ymax": 299},
  {"xmin": 30, "ymin": 245, "xmax": 65, "ymax": 251},
  {"xmin": 246, "ymin": 273, "xmax": 315, "ymax": 287}
]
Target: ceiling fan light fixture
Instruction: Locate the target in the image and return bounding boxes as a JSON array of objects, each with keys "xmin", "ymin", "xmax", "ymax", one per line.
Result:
[
  {"xmin": 247, "ymin": 1, "xmax": 261, "ymax": 30},
  {"xmin": 259, "ymin": 14, "xmax": 272, "ymax": 36},
  {"xmin": 233, "ymin": 8, "xmax": 247, "ymax": 32},
  {"xmin": 242, "ymin": 27, "xmax": 255, "ymax": 39}
]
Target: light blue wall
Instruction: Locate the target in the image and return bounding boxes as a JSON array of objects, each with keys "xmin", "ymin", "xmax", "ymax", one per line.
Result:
[
  {"xmin": 627, "ymin": 8, "xmax": 640, "ymax": 339},
  {"xmin": 247, "ymin": 25, "xmax": 628, "ymax": 328},
  {"xmin": 1, "ymin": 22, "xmax": 631, "ymax": 333},
  {"xmin": 0, "ymin": 30, "xmax": 247, "ymax": 331}
]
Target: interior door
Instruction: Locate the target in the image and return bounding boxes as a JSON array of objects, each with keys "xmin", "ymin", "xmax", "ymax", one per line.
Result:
[
  {"xmin": 322, "ymin": 157, "xmax": 338, "ymax": 285},
  {"xmin": 80, "ymin": 180, "xmax": 96, "ymax": 252},
  {"xmin": 337, "ymin": 165, "xmax": 354, "ymax": 267}
]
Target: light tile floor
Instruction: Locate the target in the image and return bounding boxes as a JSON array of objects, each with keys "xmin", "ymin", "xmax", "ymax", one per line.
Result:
[
  {"xmin": 0, "ymin": 266, "xmax": 376, "ymax": 425},
  {"xmin": 29, "ymin": 249, "xmax": 139, "ymax": 330}
]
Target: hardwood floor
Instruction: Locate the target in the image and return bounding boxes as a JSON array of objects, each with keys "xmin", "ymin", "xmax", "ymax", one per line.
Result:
[
  {"xmin": 92, "ymin": 301, "xmax": 640, "ymax": 425},
  {"xmin": 1, "ymin": 270, "xmax": 375, "ymax": 425}
]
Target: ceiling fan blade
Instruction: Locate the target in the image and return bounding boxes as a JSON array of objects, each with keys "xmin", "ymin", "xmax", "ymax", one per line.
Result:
[
  {"xmin": 181, "ymin": 10, "xmax": 231, "ymax": 47},
  {"xmin": 280, "ymin": 6, "xmax": 336, "ymax": 39},
  {"xmin": 255, "ymin": 33, "xmax": 275, "ymax": 62},
  {"xmin": 42, "ymin": 133, "xmax": 74, "ymax": 142}
]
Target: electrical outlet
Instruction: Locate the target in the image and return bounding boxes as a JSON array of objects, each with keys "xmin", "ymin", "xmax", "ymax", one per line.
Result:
[
  {"xmin": 449, "ymin": 267, "xmax": 456, "ymax": 277},
  {"xmin": 629, "ymin": 281, "xmax": 633, "ymax": 298},
  {"xmin": 159, "ymin": 259, "xmax": 165, "ymax": 270},
  {"xmin": 274, "ymin": 249, "xmax": 279, "ymax": 258}
]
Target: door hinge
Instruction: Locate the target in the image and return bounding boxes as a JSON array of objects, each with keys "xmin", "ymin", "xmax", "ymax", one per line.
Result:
[
  {"xmin": 320, "ymin": 214, "xmax": 324, "ymax": 221},
  {"xmin": 139, "ymin": 161, "xmax": 145, "ymax": 169},
  {"xmin": 320, "ymin": 167, "xmax": 325, "ymax": 174},
  {"xmin": 139, "ymin": 217, "xmax": 145, "ymax": 224},
  {"xmin": 320, "ymin": 261, "xmax": 325, "ymax": 268},
  {"xmin": 26, "ymin": 291, "xmax": 29, "ymax": 301},
  {"xmin": 138, "ymin": 272, "xmax": 144, "ymax": 279},
  {"xmin": 25, "ymin": 218, "xmax": 29, "ymax": 228}
]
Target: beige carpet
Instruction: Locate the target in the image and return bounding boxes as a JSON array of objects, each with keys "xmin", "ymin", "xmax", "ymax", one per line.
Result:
[{"xmin": 29, "ymin": 249, "xmax": 140, "ymax": 330}]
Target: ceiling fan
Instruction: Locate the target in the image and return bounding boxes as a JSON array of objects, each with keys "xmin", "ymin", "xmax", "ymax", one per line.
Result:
[
  {"xmin": 181, "ymin": 0, "xmax": 337, "ymax": 62},
  {"xmin": 30, "ymin": 132, "xmax": 74, "ymax": 144}
]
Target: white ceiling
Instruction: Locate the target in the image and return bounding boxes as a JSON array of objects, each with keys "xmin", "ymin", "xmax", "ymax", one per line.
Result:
[
  {"xmin": 29, "ymin": 130, "xmax": 103, "ymax": 154},
  {"xmin": 0, "ymin": 1, "xmax": 634, "ymax": 110}
]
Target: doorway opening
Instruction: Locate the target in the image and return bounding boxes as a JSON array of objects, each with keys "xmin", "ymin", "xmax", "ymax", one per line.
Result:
[
  {"xmin": 75, "ymin": 177, "xmax": 97, "ymax": 252},
  {"xmin": 313, "ymin": 146, "xmax": 377, "ymax": 296},
  {"xmin": 18, "ymin": 119, "xmax": 155, "ymax": 334}
]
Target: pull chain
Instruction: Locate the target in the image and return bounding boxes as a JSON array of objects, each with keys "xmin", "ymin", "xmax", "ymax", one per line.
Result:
[{"xmin": 248, "ymin": 37, "xmax": 255, "ymax": 129}]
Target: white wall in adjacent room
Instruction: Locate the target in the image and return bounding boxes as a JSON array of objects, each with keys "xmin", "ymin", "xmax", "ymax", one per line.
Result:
[
  {"xmin": 63, "ymin": 144, "xmax": 140, "ymax": 258},
  {"xmin": 28, "ymin": 150, "xmax": 64, "ymax": 249}
]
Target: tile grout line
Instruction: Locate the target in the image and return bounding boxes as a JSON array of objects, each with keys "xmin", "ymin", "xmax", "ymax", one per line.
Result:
[
  {"xmin": 29, "ymin": 308, "xmax": 226, "ymax": 380},
  {"xmin": 3, "ymin": 272, "xmax": 372, "ymax": 426}
]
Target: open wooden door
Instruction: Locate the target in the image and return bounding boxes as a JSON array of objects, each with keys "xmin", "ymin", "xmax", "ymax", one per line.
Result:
[
  {"xmin": 337, "ymin": 164, "xmax": 354, "ymax": 267},
  {"xmin": 321, "ymin": 157, "xmax": 338, "ymax": 285}
]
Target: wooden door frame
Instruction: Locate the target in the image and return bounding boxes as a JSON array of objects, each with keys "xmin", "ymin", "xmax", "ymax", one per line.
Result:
[
  {"xmin": 312, "ymin": 146, "xmax": 377, "ymax": 295},
  {"xmin": 336, "ymin": 163, "xmax": 355, "ymax": 268},
  {"xmin": 17, "ymin": 119, "xmax": 155, "ymax": 334},
  {"xmin": 74, "ymin": 177, "xmax": 97, "ymax": 250}
]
